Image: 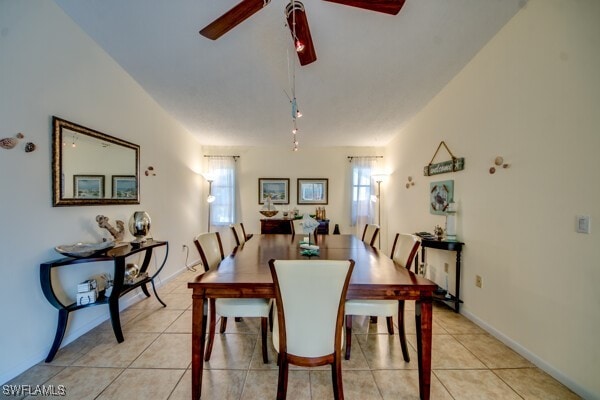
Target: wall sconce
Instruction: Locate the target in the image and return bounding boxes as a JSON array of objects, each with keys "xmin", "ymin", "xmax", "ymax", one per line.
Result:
[
  {"xmin": 489, "ymin": 156, "xmax": 510, "ymax": 174},
  {"xmin": 405, "ymin": 176, "xmax": 415, "ymax": 189}
]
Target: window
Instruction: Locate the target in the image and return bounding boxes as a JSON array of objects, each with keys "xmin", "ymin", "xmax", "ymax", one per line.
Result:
[
  {"xmin": 350, "ymin": 158, "xmax": 377, "ymax": 227},
  {"xmin": 208, "ymin": 157, "xmax": 236, "ymax": 226}
]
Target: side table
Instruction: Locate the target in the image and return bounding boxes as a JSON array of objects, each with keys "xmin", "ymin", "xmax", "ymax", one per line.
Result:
[{"xmin": 40, "ymin": 239, "xmax": 168, "ymax": 362}]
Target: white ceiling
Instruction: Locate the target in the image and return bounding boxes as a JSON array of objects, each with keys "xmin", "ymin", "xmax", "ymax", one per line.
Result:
[{"xmin": 54, "ymin": 0, "xmax": 527, "ymax": 148}]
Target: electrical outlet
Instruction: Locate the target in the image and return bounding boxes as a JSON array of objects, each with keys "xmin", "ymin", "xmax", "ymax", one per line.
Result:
[
  {"xmin": 444, "ymin": 263, "xmax": 449, "ymax": 273},
  {"xmin": 475, "ymin": 275, "xmax": 482, "ymax": 288}
]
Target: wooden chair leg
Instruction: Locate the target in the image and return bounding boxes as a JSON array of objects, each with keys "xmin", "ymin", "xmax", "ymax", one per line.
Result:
[
  {"xmin": 261, "ymin": 317, "xmax": 269, "ymax": 364},
  {"xmin": 269, "ymin": 302, "xmax": 274, "ymax": 332},
  {"xmin": 398, "ymin": 300, "xmax": 410, "ymax": 362},
  {"xmin": 370, "ymin": 316, "xmax": 378, "ymax": 323},
  {"xmin": 386, "ymin": 316, "xmax": 395, "ymax": 335},
  {"xmin": 234, "ymin": 317, "xmax": 243, "ymax": 322},
  {"xmin": 331, "ymin": 357, "xmax": 345, "ymax": 400},
  {"xmin": 276, "ymin": 355, "xmax": 289, "ymax": 400},
  {"xmin": 344, "ymin": 315, "xmax": 352, "ymax": 360},
  {"xmin": 204, "ymin": 299, "xmax": 217, "ymax": 362},
  {"xmin": 219, "ymin": 316, "xmax": 228, "ymax": 334}
]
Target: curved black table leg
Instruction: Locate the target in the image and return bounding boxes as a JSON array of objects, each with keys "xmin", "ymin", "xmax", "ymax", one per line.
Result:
[
  {"xmin": 109, "ymin": 295, "xmax": 124, "ymax": 343},
  {"xmin": 151, "ymin": 280, "xmax": 167, "ymax": 307},
  {"xmin": 140, "ymin": 283, "xmax": 151, "ymax": 298},
  {"xmin": 45, "ymin": 309, "xmax": 69, "ymax": 363}
]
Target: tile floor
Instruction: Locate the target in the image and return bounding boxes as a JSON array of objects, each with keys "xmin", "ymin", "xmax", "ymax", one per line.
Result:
[{"xmin": 5, "ymin": 270, "xmax": 580, "ymax": 400}]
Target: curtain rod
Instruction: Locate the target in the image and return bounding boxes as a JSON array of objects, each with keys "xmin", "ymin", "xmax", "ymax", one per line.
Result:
[
  {"xmin": 347, "ymin": 156, "xmax": 383, "ymax": 162},
  {"xmin": 204, "ymin": 155, "xmax": 240, "ymax": 161}
]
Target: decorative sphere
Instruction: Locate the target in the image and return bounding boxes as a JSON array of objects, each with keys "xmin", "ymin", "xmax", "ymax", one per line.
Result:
[{"xmin": 129, "ymin": 211, "xmax": 151, "ymax": 241}]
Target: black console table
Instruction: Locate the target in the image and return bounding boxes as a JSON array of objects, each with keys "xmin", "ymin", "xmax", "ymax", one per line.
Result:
[
  {"xmin": 418, "ymin": 239, "xmax": 464, "ymax": 313},
  {"xmin": 40, "ymin": 239, "xmax": 168, "ymax": 362}
]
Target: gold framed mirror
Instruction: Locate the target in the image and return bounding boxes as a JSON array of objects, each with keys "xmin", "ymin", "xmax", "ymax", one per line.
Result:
[{"xmin": 52, "ymin": 116, "xmax": 140, "ymax": 206}]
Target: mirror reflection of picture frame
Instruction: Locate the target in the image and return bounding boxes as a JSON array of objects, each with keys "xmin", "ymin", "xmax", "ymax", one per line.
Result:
[
  {"xmin": 73, "ymin": 175, "xmax": 104, "ymax": 199},
  {"xmin": 297, "ymin": 178, "xmax": 328, "ymax": 205},
  {"xmin": 258, "ymin": 178, "xmax": 290, "ymax": 204},
  {"xmin": 112, "ymin": 175, "xmax": 137, "ymax": 199}
]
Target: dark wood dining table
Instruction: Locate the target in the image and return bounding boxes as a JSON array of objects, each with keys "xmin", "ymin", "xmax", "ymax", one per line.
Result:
[{"xmin": 188, "ymin": 234, "xmax": 437, "ymax": 400}]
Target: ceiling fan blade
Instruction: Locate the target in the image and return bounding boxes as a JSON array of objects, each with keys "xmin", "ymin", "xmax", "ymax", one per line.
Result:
[
  {"xmin": 285, "ymin": 2, "xmax": 317, "ymax": 66},
  {"xmin": 200, "ymin": 0, "xmax": 271, "ymax": 40},
  {"xmin": 322, "ymin": 0, "xmax": 406, "ymax": 15}
]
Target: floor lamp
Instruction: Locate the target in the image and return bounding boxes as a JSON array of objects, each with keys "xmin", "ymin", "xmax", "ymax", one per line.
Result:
[
  {"xmin": 372, "ymin": 174, "xmax": 387, "ymax": 248},
  {"xmin": 203, "ymin": 173, "xmax": 216, "ymax": 232}
]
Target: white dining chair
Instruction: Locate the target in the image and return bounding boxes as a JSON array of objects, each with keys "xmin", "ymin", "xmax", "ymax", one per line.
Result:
[
  {"xmin": 230, "ymin": 222, "xmax": 252, "ymax": 246},
  {"xmin": 361, "ymin": 224, "xmax": 380, "ymax": 246},
  {"xmin": 345, "ymin": 233, "xmax": 420, "ymax": 362},
  {"xmin": 269, "ymin": 259, "xmax": 354, "ymax": 400},
  {"xmin": 194, "ymin": 232, "xmax": 270, "ymax": 363}
]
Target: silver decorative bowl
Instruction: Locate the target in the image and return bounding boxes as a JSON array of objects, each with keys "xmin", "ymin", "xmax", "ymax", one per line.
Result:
[
  {"xmin": 55, "ymin": 240, "xmax": 115, "ymax": 258},
  {"xmin": 259, "ymin": 210, "xmax": 279, "ymax": 217}
]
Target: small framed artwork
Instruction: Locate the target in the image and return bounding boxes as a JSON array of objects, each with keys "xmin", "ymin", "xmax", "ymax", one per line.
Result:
[
  {"xmin": 297, "ymin": 178, "xmax": 328, "ymax": 205},
  {"xmin": 430, "ymin": 180, "xmax": 454, "ymax": 215},
  {"xmin": 112, "ymin": 175, "xmax": 137, "ymax": 199},
  {"xmin": 73, "ymin": 175, "xmax": 104, "ymax": 198},
  {"xmin": 258, "ymin": 178, "xmax": 290, "ymax": 204}
]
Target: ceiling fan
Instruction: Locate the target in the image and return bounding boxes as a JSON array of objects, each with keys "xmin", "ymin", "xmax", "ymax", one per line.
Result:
[{"xmin": 199, "ymin": 0, "xmax": 406, "ymax": 66}]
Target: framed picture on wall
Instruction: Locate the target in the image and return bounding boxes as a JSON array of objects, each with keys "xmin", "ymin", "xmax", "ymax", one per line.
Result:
[
  {"xmin": 112, "ymin": 175, "xmax": 137, "ymax": 199},
  {"xmin": 297, "ymin": 178, "xmax": 328, "ymax": 205},
  {"xmin": 73, "ymin": 175, "xmax": 104, "ymax": 198},
  {"xmin": 430, "ymin": 180, "xmax": 454, "ymax": 215},
  {"xmin": 258, "ymin": 178, "xmax": 290, "ymax": 204}
]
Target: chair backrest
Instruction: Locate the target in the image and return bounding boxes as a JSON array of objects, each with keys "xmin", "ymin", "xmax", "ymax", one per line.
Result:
[
  {"xmin": 361, "ymin": 224, "xmax": 380, "ymax": 246},
  {"xmin": 269, "ymin": 259, "xmax": 354, "ymax": 358},
  {"xmin": 390, "ymin": 233, "xmax": 420, "ymax": 270},
  {"xmin": 230, "ymin": 223, "xmax": 247, "ymax": 246},
  {"xmin": 291, "ymin": 219, "xmax": 304, "ymax": 235},
  {"xmin": 193, "ymin": 232, "xmax": 225, "ymax": 272}
]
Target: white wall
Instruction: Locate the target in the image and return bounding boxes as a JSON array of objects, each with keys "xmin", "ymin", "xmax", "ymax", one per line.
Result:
[
  {"xmin": 0, "ymin": 1, "xmax": 204, "ymax": 383},
  {"xmin": 384, "ymin": 0, "xmax": 600, "ymax": 398},
  {"xmin": 204, "ymin": 146, "xmax": 384, "ymax": 255}
]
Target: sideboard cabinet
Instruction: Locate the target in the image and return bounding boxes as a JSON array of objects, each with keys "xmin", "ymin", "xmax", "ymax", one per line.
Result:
[{"xmin": 260, "ymin": 219, "xmax": 329, "ymax": 235}]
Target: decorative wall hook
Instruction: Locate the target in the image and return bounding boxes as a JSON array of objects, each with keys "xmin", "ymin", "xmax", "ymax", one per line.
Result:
[
  {"xmin": 24, "ymin": 142, "xmax": 36, "ymax": 153},
  {"xmin": 489, "ymin": 156, "xmax": 510, "ymax": 174},
  {"xmin": 145, "ymin": 166, "xmax": 156, "ymax": 176},
  {"xmin": 405, "ymin": 176, "xmax": 415, "ymax": 189}
]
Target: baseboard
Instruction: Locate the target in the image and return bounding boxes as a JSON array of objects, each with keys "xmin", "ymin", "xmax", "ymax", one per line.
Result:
[
  {"xmin": 461, "ymin": 307, "xmax": 596, "ymax": 400},
  {"xmin": 0, "ymin": 266, "xmax": 187, "ymax": 385}
]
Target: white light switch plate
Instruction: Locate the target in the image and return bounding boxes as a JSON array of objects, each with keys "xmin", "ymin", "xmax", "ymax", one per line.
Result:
[{"xmin": 576, "ymin": 215, "xmax": 591, "ymax": 234}]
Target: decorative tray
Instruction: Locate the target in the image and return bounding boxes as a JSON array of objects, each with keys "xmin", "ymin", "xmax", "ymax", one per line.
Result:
[{"xmin": 55, "ymin": 240, "xmax": 115, "ymax": 258}]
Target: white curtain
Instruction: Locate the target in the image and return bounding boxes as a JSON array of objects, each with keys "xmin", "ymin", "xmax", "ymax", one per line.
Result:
[
  {"xmin": 349, "ymin": 157, "xmax": 377, "ymax": 237},
  {"xmin": 208, "ymin": 157, "xmax": 236, "ymax": 226}
]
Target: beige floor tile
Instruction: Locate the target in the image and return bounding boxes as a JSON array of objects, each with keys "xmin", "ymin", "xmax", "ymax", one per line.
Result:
[
  {"xmin": 96, "ymin": 368, "xmax": 184, "ymax": 400},
  {"xmin": 456, "ymin": 334, "xmax": 533, "ymax": 368},
  {"xmin": 165, "ymin": 310, "xmax": 193, "ymax": 333},
  {"xmin": 373, "ymin": 369, "xmax": 454, "ymax": 400},
  {"xmin": 241, "ymin": 370, "xmax": 310, "ymax": 400},
  {"xmin": 204, "ymin": 333, "xmax": 258, "ymax": 369},
  {"xmin": 434, "ymin": 309, "xmax": 485, "ymax": 334},
  {"xmin": 125, "ymin": 309, "xmax": 184, "ymax": 333},
  {"xmin": 311, "ymin": 369, "xmax": 382, "ymax": 400},
  {"xmin": 494, "ymin": 368, "xmax": 581, "ymax": 400},
  {"xmin": 169, "ymin": 368, "xmax": 247, "ymax": 400},
  {"xmin": 356, "ymin": 333, "xmax": 417, "ymax": 370},
  {"xmin": 130, "ymin": 333, "xmax": 191, "ymax": 369},
  {"xmin": 407, "ymin": 334, "xmax": 486, "ymax": 369},
  {"xmin": 22, "ymin": 366, "xmax": 123, "ymax": 400},
  {"xmin": 71, "ymin": 332, "xmax": 158, "ymax": 368},
  {"xmin": 160, "ymin": 292, "xmax": 193, "ymax": 310},
  {"xmin": 435, "ymin": 369, "xmax": 522, "ymax": 400}
]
